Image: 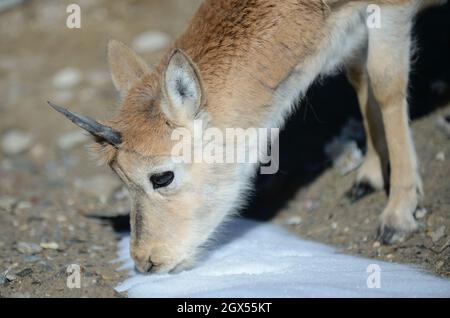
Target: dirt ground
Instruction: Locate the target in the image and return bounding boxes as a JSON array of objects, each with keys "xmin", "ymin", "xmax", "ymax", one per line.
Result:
[{"xmin": 0, "ymin": 1, "xmax": 448, "ymax": 298}]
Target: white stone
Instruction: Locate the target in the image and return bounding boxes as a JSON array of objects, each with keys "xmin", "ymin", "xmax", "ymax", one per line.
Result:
[
  {"xmin": 432, "ymin": 226, "xmax": 446, "ymax": 243},
  {"xmin": 132, "ymin": 31, "xmax": 171, "ymax": 53},
  {"xmin": 435, "ymin": 151, "xmax": 445, "ymax": 162},
  {"xmin": 15, "ymin": 201, "xmax": 32, "ymax": 211},
  {"xmin": 0, "ymin": 196, "xmax": 17, "ymax": 212},
  {"xmin": 1, "ymin": 130, "xmax": 33, "ymax": 155},
  {"xmin": 52, "ymin": 67, "xmax": 82, "ymax": 89},
  {"xmin": 285, "ymin": 216, "xmax": 302, "ymax": 226},
  {"xmin": 415, "ymin": 207, "xmax": 428, "ymax": 219},
  {"xmin": 40, "ymin": 242, "xmax": 59, "ymax": 250},
  {"xmin": 16, "ymin": 242, "xmax": 42, "ymax": 254}
]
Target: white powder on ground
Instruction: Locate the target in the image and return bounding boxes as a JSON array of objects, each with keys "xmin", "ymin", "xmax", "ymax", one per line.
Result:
[{"xmin": 116, "ymin": 218, "xmax": 450, "ymax": 298}]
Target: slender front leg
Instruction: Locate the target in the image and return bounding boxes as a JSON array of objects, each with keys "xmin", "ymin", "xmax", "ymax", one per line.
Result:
[{"xmin": 367, "ymin": 6, "xmax": 423, "ymax": 244}]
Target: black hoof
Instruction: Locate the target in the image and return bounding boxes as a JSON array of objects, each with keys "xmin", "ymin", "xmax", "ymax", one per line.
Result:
[
  {"xmin": 344, "ymin": 181, "xmax": 375, "ymax": 204},
  {"xmin": 377, "ymin": 226, "xmax": 395, "ymax": 245},
  {"xmin": 377, "ymin": 226, "xmax": 405, "ymax": 245}
]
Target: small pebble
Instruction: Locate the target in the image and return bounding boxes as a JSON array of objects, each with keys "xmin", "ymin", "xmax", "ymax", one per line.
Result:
[
  {"xmin": 30, "ymin": 144, "xmax": 46, "ymax": 161},
  {"xmin": 1, "ymin": 130, "xmax": 33, "ymax": 155},
  {"xmin": 432, "ymin": 226, "xmax": 446, "ymax": 243},
  {"xmin": 15, "ymin": 201, "xmax": 32, "ymax": 212},
  {"xmin": 52, "ymin": 67, "xmax": 82, "ymax": 89},
  {"xmin": 16, "ymin": 242, "xmax": 42, "ymax": 254},
  {"xmin": 435, "ymin": 151, "xmax": 445, "ymax": 162},
  {"xmin": 331, "ymin": 222, "xmax": 338, "ymax": 230},
  {"xmin": 16, "ymin": 268, "xmax": 33, "ymax": 278},
  {"xmin": 40, "ymin": 242, "xmax": 59, "ymax": 250},
  {"xmin": 415, "ymin": 208, "xmax": 428, "ymax": 219},
  {"xmin": 305, "ymin": 200, "xmax": 319, "ymax": 211},
  {"xmin": 132, "ymin": 31, "xmax": 170, "ymax": 53},
  {"xmin": 286, "ymin": 216, "xmax": 302, "ymax": 226},
  {"xmin": 372, "ymin": 241, "xmax": 381, "ymax": 248},
  {"xmin": 0, "ymin": 196, "xmax": 17, "ymax": 212},
  {"xmin": 56, "ymin": 215, "xmax": 67, "ymax": 223},
  {"xmin": 5, "ymin": 273, "xmax": 17, "ymax": 282}
]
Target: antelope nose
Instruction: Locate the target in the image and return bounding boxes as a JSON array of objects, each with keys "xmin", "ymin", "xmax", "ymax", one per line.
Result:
[
  {"xmin": 134, "ymin": 253, "xmax": 155, "ymax": 273},
  {"xmin": 144, "ymin": 258, "xmax": 155, "ymax": 272}
]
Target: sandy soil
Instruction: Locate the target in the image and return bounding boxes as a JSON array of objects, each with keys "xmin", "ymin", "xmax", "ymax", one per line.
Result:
[{"xmin": 0, "ymin": 0, "xmax": 448, "ymax": 297}]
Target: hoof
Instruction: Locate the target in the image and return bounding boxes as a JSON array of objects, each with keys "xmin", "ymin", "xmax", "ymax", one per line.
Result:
[
  {"xmin": 377, "ymin": 221, "xmax": 416, "ymax": 245},
  {"xmin": 344, "ymin": 181, "xmax": 376, "ymax": 204},
  {"xmin": 377, "ymin": 225, "xmax": 403, "ymax": 245}
]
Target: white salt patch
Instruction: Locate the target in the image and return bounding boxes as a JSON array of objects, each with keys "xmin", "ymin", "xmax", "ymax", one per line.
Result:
[{"xmin": 116, "ymin": 219, "xmax": 450, "ymax": 298}]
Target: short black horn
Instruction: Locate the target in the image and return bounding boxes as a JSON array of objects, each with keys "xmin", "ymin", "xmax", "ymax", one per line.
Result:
[{"xmin": 47, "ymin": 101, "xmax": 122, "ymax": 147}]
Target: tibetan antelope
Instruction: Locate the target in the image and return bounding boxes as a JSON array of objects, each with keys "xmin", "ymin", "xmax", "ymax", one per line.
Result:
[{"xmin": 49, "ymin": 0, "xmax": 445, "ymax": 273}]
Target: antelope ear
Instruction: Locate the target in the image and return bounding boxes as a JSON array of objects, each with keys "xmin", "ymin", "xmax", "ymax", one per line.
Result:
[
  {"xmin": 161, "ymin": 49, "xmax": 204, "ymax": 124},
  {"xmin": 108, "ymin": 39, "xmax": 150, "ymax": 96}
]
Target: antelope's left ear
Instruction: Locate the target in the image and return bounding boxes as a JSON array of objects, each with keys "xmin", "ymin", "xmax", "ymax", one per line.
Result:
[
  {"xmin": 108, "ymin": 39, "xmax": 151, "ymax": 96},
  {"xmin": 161, "ymin": 49, "xmax": 205, "ymax": 124}
]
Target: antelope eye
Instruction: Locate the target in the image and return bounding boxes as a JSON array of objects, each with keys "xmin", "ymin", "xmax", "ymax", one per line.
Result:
[{"xmin": 150, "ymin": 171, "xmax": 174, "ymax": 189}]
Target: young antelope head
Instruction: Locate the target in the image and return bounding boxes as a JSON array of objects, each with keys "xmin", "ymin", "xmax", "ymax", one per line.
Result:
[{"xmin": 49, "ymin": 40, "xmax": 254, "ymax": 273}]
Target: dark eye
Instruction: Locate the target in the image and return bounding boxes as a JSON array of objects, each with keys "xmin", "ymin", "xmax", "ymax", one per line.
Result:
[{"xmin": 150, "ymin": 171, "xmax": 174, "ymax": 189}]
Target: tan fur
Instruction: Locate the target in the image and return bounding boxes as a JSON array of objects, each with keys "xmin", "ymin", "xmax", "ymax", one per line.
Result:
[{"xmin": 89, "ymin": 0, "xmax": 445, "ymax": 272}]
